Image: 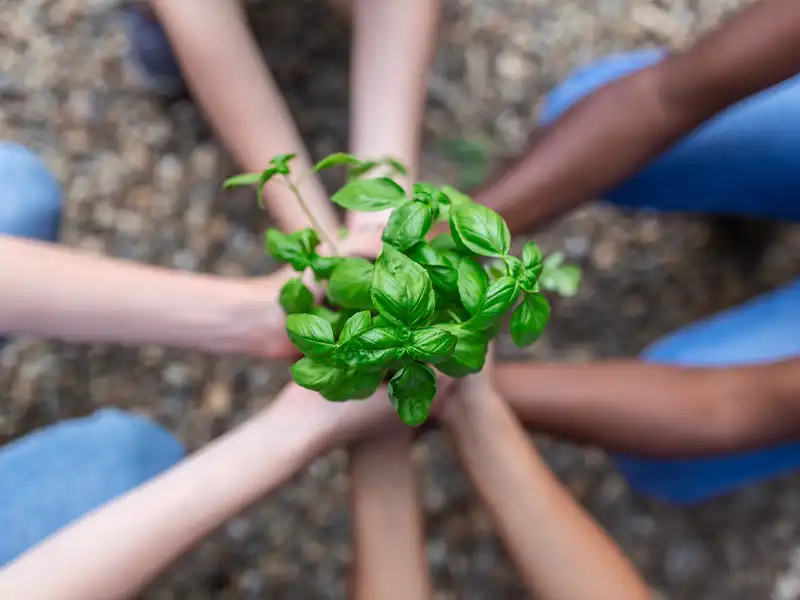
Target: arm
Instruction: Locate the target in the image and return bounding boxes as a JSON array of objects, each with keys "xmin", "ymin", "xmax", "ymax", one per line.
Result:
[
  {"xmin": 347, "ymin": 0, "xmax": 440, "ymax": 231},
  {"xmin": 494, "ymin": 358, "xmax": 800, "ymax": 456},
  {"xmin": 148, "ymin": 0, "xmax": 340, "ymax": 242},
  {"xmin": 0, "ymin": 235, "xmax": 290, "ymax": 358},
  {"xmin": 350, "ymin": 431, "xmax": 432, "ymax": 600},
  {"xmin": 442, "ymin": 368, "xmax": 652, "ymax": 600},
  {"xmin": 0, "ymin": 382, "xmax": 404, "ymax": 600},
  {"xmin": 475, "ymin": 0, "xmax": 800, "ymax": 232}
]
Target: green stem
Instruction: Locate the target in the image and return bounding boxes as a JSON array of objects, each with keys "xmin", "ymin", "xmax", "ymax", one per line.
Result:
[{"xmin": 286, "ymin": 179, "xmax": 338, "ymax": 255}]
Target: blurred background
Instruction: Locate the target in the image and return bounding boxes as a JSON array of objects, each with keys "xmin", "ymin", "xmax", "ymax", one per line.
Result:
[{"xmin": 2, "ymin": 0, "xmax": 800, "ymax": 598}]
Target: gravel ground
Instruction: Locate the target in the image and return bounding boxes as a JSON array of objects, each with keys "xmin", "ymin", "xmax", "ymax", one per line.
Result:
[{"xmin": 2, "ymin": 0, "xmax": 800, "ymax": 598}]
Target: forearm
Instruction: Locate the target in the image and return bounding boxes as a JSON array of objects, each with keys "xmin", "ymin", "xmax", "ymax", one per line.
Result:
[
  {"xmin": 476, "ymin": 0, "xmax": 800, "ymax": 233},
  {"xmin": 0, "ymin": 387, "xmax": 331, "ymax": 600},
  {"xmin": 444, "ymin": 373, "xmax": 651, "ymax": 600},
  {"xmin": 348, "ymin": 0, "xmax": 439, "ymax": 228},
  {"xmin": 350, "ymin": 431, "xmax": 432, "ymax": 600},
  {"xmin": 495, "ymin": 359, "xmax": 800, "ymax": 456},
  {"xmin": 150, "ymin": 0, "xmax": 340, "ymax": 239},
  {"xmin": 0, "ymin": 236, "xmax": 271, "ymax": 354}
]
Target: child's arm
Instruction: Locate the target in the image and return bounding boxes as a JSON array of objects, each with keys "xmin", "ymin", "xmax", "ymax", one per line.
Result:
[
  {"xmin": 473, "ymin": 0, "xmax": 800, "ymax": 232},
  {"xmin": 495, "ymin": 358, "xmax": 800, "ymax": 456},
  {"xmin": 442, "ymin": 367, "xmax": 652, "ymax": 600},
  {"xmin": 0, "ymin": 235, "xmax": 292, "ymax": 358},
  {"xmin": 148, "ymin": 0, "xmax": 341, "ymax": 243},
  {"xmin": 349, "ymin": 430, "xmax": 432, "ymax": 600}
]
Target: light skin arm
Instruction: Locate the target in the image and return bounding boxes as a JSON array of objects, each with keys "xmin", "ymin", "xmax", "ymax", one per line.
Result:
[
  {"xmin": 475, "ymin": 0, "xmax": 800, "ymax": 232},
  {"xmin": 148, "ymin": 0, "xmax": 341, "ymax": 243},
  {"xmin": 442, "ymin": 367, "xmax": 652, "ymax": 600},
  {"xmin": 494, "ymin": 358, "xmax": 800, "ymax": 457},
  {"xmin": 0, "ymin": 383, "xmax": 401, "ymax": 600},
  {"xmin": 0, "ymin": 235, "xmax": 294, "ymax": 358}
]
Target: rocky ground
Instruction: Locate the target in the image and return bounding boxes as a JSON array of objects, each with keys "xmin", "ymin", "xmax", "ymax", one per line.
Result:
[{"xmin": 2, "ymin": 0, "xmax": 800, "ymax": 598}]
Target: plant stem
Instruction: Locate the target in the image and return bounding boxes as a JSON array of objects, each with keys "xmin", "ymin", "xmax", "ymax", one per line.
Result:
[{"xmin": 286, "ymin": 179, "xmax": 338, "ymax": 254}]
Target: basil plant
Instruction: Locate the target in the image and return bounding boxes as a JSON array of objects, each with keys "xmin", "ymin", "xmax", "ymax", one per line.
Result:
[{"xmin": 225, "ymin": 153, "xmax": 581, "ymax": 427}]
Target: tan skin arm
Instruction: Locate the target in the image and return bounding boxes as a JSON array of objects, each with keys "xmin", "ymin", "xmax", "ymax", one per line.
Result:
[
  {"xmin": 494, "ymin": 358, "xmax": 800, "ymax": 457},
  {"xmin": 442, "ymin": 366, "xmax": 652, "ymax": 600},
  {"xmin": 476, "ymin": 0, "xmax": 800, "ymax": 232}
]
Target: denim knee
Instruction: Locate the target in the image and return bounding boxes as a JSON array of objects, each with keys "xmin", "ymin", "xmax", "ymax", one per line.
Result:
[
  {"xmin": 0, "ymin": 409, "xmax": 185, "ymax": 565},
  {"xmin": 0, "ymin": 142, "xmax": 63, "ymax": 242}
]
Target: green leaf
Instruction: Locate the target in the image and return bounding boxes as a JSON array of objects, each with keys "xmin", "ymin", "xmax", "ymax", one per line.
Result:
[
  {"xmin": 348, "ymin": 160, "xmax": 378, "ymax": 179},
  {"xmin": 502, "ymin": 255, "xmax": 523, "ymax": 278},
  {"xmin": 332, "ymin": 178, "xmax": 407, "ymax": 212},
  {"xmin": 322, "ymin": 367, "xmax": 385, "ymax": 402},
  {"xmin": 540, "ymin": 253, "xmax": 582, "ymax": 297},
  {"xmin": 522, "ymin": 242, "xmax": 544, "ymax": 272},
  {"xmin": 450, "ymin": 203, "xmax": 511, "ymax": 257},
  {"xmin": 291, "ymin": 229, "xmax": 321, "ymax": 255},
  {"xmin": 279, "ymin": 278, "xmax": 314, "ymax": 314},
  {"xmin": 383, "ymin": 157, "xmax": 408, "ymax": 177},
  {"xmin": 223, "ymin": 172, "xmax": 261, "ymax": 188},
  {"xmin": 256, "ymin": 168, "xmax": 279, "ymax": 207},
  {"xmin": 440, "ymin": 185, "xmax": 472, "ymax": 207},
  {"xmin": 371, "ymin": 245, "xmax": 435, "ymax": 327},
  {"xmin": 269, "ymin": 153, "xmax": 296, "ymax": 175},
  {"xmin": 292, "ymin": 358, "xmax": 345, "ymax": 392},
  {"xmin": 313, "ymin": 152, "xmax": 361, "ymax": 172},
  {"xmin": 405, "ymin": 242, "xmax": 460, "ymax": 299},
  {"xmin": 339, "ymin": 311, "xmax": 372, "ymax": 344},
  {"xmin": 265, "ymin": 229, "xmax": 310, "ymax": 271},
  {"xmin": 408, "ymin": 327, "xmax": 456, "ymax": 363},
  {"xmin": 311, "ymin": 305, "xmax": 347, "ymax": 338},
  {"xmin": 388, "ymin": 362, "xmax": 437, "ymax": 427},
  {"xmin": 429, "ymin": 232, "xmax": 468, "ymax": 255},
  {"xmin": 310, "ymin": 255, "xmax": 342, "ymax": 281},
  {"xmin": 382, "ymin": 202, "xmax": 434, "ymax": 251},
  {"xmin": 467, "ymin": 276, "xmax": 520, "ymax": 331},
  {"xmin": 286, "ymin": 314, "xmax": 337, "ymax": 359},
  {"xmin": 335, "ymin": 326, "xmax": 407, "ymax": 369},
  {"xmin": 457, "ymin": 258, "xmax": 489, "ymax": 315},
  {"xmin": 435, "ymin": 325, "xmax": 489, "ymax": 378},
  {"xmin": 510, "ymin": 293, "xmax": 551, "ymax": 348},
  {"xmin": 327, "ymin": 257, "xmax": 374, "ymax": 310}
]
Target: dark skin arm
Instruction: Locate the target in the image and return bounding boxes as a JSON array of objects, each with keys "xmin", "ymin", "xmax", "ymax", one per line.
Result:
[
  {"xmin": 494, "ymin": 358, "xmax": 800, "ymax": 457},
  {"xmin": 476, "ymin": 0, "xmax": 800, "ymax": 232}
]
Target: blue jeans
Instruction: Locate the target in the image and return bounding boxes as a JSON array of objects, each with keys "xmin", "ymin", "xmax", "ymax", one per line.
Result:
[
  {"xmin": 0, "ymin": 143, "xmax": 186, "ymax": 565},
  {"xmin": 542, "ymin": 49, "xmax": 800, "ymax": 504}
]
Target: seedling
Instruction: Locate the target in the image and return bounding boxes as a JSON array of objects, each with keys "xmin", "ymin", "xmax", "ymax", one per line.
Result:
[{"xmin": 224, "ymin": 153, "xmax": 581, "ymax": 426}]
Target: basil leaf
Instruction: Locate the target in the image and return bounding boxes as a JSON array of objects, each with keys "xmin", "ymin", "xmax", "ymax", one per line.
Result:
[
  {"xmin": 327, "ymin": 257, "xmax": 374, "ymax": 310},
  {"xmin": 450, "ymin": 203, "xmax": 511, "ymax": 257},
  {"xmin": 256, "ymin": 168, "xmax": 279, "ymax": 206},
  {"xmin": 510, "ymin": 293, "xmax": 551, "ymax": 348},
  {"xmin": 269, "ymin": 153, "xmax": 296, "ymax": 174},
  {"xmin": 311, "ymin": 305, "xmax": 348, "ymax": 338},
  {"xmin": 522, "ymin": 242, "xmax": 543, "ymax": 273},
  {"xmin": 286, "ymin": 314, "xmax": 337, "ymax": 359},
  {"xmin": 405, "ymin": 242, "xmax": 460, "ymax": 299},
  {"xmin": 371, "ymin": 244, "xmax": 435, "ymax": 327},
  {"xmin": 457, "ymin": 258, "xmax": 489, "ymax": 315},
  {"xmin": 339, "ymin": 311, "xmax": 372, "ymax": 344},
  {"xmin": 322, "ymin": 367, "xmax": 385, "ymax": 402},
  {"xmin": 440, "ymin": 185, "xmax": 472, "ymax": 207},
  {"xmin": 502, "ymin": 255, "xmax": 523, "ymax": 278},
  {"xmin": 539, "ymin": 260, "xmax": 582, "ymax": 298},
  {"xmin": 388, "ymin": 362, "xmax": 437, "ymax": 427},
  {"xmin": 486, "ymin": 259, "xmax": 506, "ymax": 281},
  {"xmin": 434, "ymin": 325, "xmax": 489, "ymax": 378},
  {"xmin": 223, "ymin": 172, "xmax": 261, "ymax": 188},
  {"xmin": 383, "ymin": 157, "xmax": 408, "ymax": 177},
  {"xmin": 291, "ymin": 229, "xmax": 321, "ymax": 255},
  {"xmin": 348, "ymin": 160, "xmax": 378, "ymax": 180},
  {"xmin": 310, "ymin": 254, "xmax": 342, "ymax": 281},
  {"xmin": 408, "ymin": 327, "xmax": 456, "ymax": 363},
  {"xmin": 292, "ymin": 358, "xmax": 344, "ymax": 392},
  {"xmin": 313, "ymin": 152, "xmax": 361, "ymax": 172},
  {"xmin": 467, "ymin": 276, "xmax": 520, "ymax": 331},
  {"xmin": 265, "ymin": 229, "xmax": 310, "ymax": 271},
  {"xmin": 332, "ymin": 178, "xmax": 407, "ymax": 212},
  {"xmin": 279, "ymin": 277, "xmax": 314, "ymax": 314},
  {"xmin": 382, "ymin": 202, "xmax": 434, "ymax": 251},
  {"xmin": 335, "ymin": 325, "xmax": 408, "ymax": 369}
]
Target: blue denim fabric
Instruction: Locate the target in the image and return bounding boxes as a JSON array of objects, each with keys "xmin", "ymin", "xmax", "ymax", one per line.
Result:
[{"xmin": 541, "ymin": 50, "xmax": 800, "ymax": 503}]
